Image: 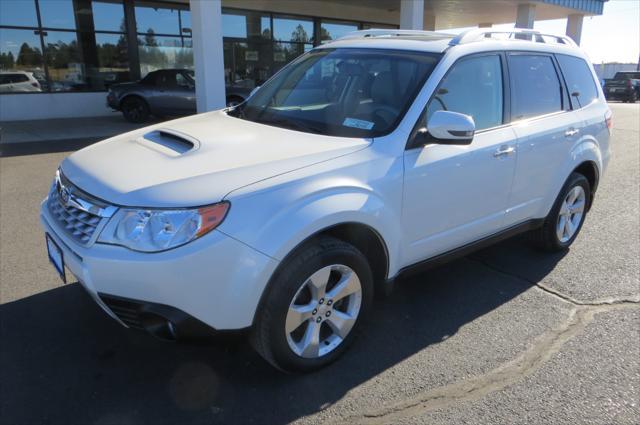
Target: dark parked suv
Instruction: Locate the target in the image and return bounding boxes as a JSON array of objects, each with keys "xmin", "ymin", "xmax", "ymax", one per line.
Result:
[
  {"xmin": 107, "ymin": 69, "xmax": 252, "ymax": 122},
  {"xmin": 603, "ymin": 71, "xmax": 640, "ymax": 103}
]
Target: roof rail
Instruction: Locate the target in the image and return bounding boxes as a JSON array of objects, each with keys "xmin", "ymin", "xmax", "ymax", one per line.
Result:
[
  {"xmin": 449, "ymin": 28, "xmax": 576, "ymax": 47},
  {"xmin": 338, "ymin": 29, "xmax": 454, "ymax": 41}
]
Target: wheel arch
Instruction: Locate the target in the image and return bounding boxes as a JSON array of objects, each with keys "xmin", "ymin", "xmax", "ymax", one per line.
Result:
[{"xmin": 572, "ymin": 160, "xmax": 599, "ymax": 210}]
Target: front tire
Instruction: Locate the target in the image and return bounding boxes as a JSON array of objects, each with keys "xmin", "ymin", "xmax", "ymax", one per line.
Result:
[
  {"xmin": 529, "ymin": 172, "xmax": 591, "ymax": 252},
  {"xmin": 251, "ymin": 236, "xmax": 373, "ymax": 373},
  {"xmin": 121, "ymin": 96, "xmax": 150, "ymax": 123}
]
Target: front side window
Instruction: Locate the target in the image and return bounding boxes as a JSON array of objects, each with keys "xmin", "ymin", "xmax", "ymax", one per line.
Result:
[
  {"xmin": 423, "ymin": 54, "xmax": 503, "ymax": 131},
  {"xmin": 556, "ymin": 54, "xmax": 598, "ymax": 108},
  {"xmin": 229, "ymin": 48, "xmax": 441, "ymax": 138},
  {"xmin": 508, "ymin": 54, "xmax": 562, "ymax": 120}
]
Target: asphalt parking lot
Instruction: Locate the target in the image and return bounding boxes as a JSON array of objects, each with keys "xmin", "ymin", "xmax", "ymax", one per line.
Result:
[{"xmin": 1, "ymin": 103, "xmax": 638, "ymax": 425}]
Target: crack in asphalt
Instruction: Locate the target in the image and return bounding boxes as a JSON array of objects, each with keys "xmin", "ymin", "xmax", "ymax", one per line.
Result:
[
  {"xmin": 467, "ymin": 256, "xmax": 640, "ymax": 306},
  {"xmin": 339, "ymin": 258, "xmax": 639, "ymax": 424}
]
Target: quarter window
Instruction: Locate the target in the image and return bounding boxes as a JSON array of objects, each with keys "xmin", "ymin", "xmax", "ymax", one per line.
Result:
[
  {"xmin": 556, "ymin": 54, "xmax": 598, "ymax": 108},
  {"xmin": 424, "ymin": 54, "xmax": 503, "ymax": 131},
  {"xmin": 508, "ymin": 54, "xmax": 563, "ymax": 120}
]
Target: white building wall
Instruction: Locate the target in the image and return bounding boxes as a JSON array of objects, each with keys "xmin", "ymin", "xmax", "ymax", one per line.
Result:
[{"xmin": 0, "ymin": 92, "xmax": 112, "ymax": 122}]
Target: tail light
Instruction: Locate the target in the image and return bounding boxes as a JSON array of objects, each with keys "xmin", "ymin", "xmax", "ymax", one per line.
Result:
[
  {"xmin": 628, "ymin": 80, "xmax": 633, "ymax": 88},
  {"xmin": 605, "ymin": 111, "xmax": 613, "ymax": 133},
  {"xmin": 31, "ymin": 82, "xmax": 38, "ymax": 88}
]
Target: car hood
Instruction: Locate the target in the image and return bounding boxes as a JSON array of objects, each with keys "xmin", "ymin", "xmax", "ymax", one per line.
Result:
[{"xmin": 61, "ymin": 111, "xmax": 370, "ymax": 207}]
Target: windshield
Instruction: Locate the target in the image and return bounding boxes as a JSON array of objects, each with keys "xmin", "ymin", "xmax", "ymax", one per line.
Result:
[{"xmin": 228, "ymin": 48, "xmax": 441, "ymax": 138}]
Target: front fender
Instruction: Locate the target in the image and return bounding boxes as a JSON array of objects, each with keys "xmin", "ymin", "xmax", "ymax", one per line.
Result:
[{"xmin": 219, "ymin": 181, "xmax": 403, "ymax": 278}]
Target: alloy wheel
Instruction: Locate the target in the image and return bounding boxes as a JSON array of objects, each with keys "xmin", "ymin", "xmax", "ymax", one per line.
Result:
[
  {"xmin": 285, "ymin": 264, "xmax": 362, "ymax": 358},
  {"xmin": 556, "ymin": 185, "xmax": 586, "ymax": 243}
]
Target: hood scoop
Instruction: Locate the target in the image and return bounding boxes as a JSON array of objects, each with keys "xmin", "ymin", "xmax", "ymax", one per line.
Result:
[{"xmin": 137, "ymin": 129, "xmax": 200, "ymax": 156}]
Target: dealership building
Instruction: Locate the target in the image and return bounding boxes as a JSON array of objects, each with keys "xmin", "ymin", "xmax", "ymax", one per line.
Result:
[{"xmin": 0, "ymin": 0, "xmax": 607, "ymax": 121}]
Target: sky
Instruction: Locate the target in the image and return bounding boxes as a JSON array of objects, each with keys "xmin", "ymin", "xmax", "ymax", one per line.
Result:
[{"xmin": 444, "ymin": 0, "xmax": 640, "ymax": 64}]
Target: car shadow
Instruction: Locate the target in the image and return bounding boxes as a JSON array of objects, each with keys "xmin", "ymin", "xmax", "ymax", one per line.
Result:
[{"xmin": 0, "ymin": 236, "xmax": 567, "ymax": 425}]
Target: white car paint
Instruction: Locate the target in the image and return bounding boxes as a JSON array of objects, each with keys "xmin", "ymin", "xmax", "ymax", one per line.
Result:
[{"xmin": 41, "ymin": 33, "xmax": 610, "ymax": 333}]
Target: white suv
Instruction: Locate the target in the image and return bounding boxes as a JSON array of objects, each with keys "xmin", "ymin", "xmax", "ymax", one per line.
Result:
[{"xmin": 41, "ymin": 29, "xmax": 611, "ymax": 372}]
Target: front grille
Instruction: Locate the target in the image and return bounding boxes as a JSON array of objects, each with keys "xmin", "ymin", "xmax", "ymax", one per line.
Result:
[
  {"xmin": 99, "ymin": 294, "xmax": 144, "ymax": 329},
  {"xmin": 48, "ymin": 190, "xmax": 102, "ymax": 244}
]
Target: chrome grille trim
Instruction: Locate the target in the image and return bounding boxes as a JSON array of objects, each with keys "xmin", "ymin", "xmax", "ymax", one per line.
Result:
[{"xmin": 47, "ymin": 171, "xmax": 117, "ymax": 246}]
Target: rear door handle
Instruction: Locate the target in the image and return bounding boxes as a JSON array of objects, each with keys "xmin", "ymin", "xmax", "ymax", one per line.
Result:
[
  {"xmin": 493, "ymin": 146, "xmax": 516, "ymax": 158},
  {"xmin": 565, "ymin": 128, "xmax": 580, "ymax": 137}
]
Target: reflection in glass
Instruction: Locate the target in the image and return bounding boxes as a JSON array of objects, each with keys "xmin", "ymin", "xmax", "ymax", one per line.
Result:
[
  {"xmin": 39, "ymin": 0, "xmax": 80, "ymax": 30},
  {"xmin": 180, "ymin": 10, "xmax": 192, "ymax": 35},
  {"xmin": 0, "ymin": 28, "xmax": 44, "ymax": 92},
  {"xmin": 43, "ymin": 31, "xmax": 85, "ymax": 91},
  {"xmin": 222, "ymin": 11, "xmax": 271, "ymax": 39},
  {"xmin": 273, "ymin": 16, "xmax": 313, "ymax": 42},
  {"xmin": 95, "ymin": 33, "xmax": 129, "ymax": 88},
  {"xmin": 0, "ymin": 0, "xmax": 38, "ymax": 27},
  {"xmin": 134, "ymin": 2, "xmax": 182, "ymax": 35},
  {"xmin": 138, "ymin": 34, "xmax": 192, "ymax": 77},
  {"xmin": 320, "ymin": 21, "xmax": 358, "ymax": 42},
  {"xmin": 92, "ymin": 0, "xmax": 126, "ymax": 32}
]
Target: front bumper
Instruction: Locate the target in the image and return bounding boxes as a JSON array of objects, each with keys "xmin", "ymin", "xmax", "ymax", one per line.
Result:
[{"xmin": 40, "ymin": 199, "xmax": 279, "ymax": 332}]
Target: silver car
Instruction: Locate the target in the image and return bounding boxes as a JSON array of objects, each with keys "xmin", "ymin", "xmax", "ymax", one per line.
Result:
[{"xmin": 106, "ymin": 69, "xmax": 252, "ymax": 123}]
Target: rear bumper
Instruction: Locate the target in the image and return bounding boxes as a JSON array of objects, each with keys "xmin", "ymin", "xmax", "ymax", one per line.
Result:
[
  {"xmin": 40, "ymin": 199, "xmax": 280, "ymax": 333},
  {"xmin": 604, "ymin": 89, "xmax": 634, "ymax": 100}
]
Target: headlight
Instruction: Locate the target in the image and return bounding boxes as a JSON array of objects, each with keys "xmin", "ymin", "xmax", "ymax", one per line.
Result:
[{"xmin": 98, "ymin": 202, "xmax": 230, "ymax": 252}]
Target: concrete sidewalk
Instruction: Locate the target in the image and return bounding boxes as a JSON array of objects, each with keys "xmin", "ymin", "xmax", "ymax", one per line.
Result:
[{"xmin": 0, "ymin": 115, "xmax": 157, "ymax": 156}]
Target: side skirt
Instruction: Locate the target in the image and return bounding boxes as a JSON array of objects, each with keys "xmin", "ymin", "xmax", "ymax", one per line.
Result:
[{"xmin": 391, "ymin": 218, "xmax": 544, "ymax": 281}]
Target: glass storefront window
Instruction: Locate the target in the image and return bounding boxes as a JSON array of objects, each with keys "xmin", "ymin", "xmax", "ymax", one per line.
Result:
[
  {"xmin": 135, "ymin": 2, "xmax": 182, "ymax": 35},
  {"xmin": 95, "ymin": 33, "xmax": 129, "ymax": 88},
  {"xmin": 0, "ymin": 0, "xmax": 38, "ymax": 27},
  {"xmin": 223, "ymin": 11, "xmax": 271, "ymax": 39},
  {"xmin": 138, "ymin": 35, "xmax": 192, "ymax": 77},
  {"xmin": 43, "ymin": 31, "xmax": 86, "ymax": 91},
  {"xmin": 320, "ymin": 21, "xmax": 358, "ymax": 42},
  {"xmin": 0, "ymin": 28, "xmax": 45, "ymax": 92},
  {"xmin": 273, "ymin": 16, "xmax": 313, "ymax": 43},
  {"xmin": 180, "ymin": 10, "xmax": 192, "ymax": 35},
  {"xmin": 39, "ymin": 0, "xmax": 79, "ymax": 30},
  {"xmin": 92, "ymin": 0, "xmax": 126, "ymax": 32}
]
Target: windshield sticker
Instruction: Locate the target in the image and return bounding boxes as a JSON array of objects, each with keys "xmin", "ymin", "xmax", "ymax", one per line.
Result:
[{"xmin": 343, "ymin": 117, "xmax": 374, "ymax": 130}]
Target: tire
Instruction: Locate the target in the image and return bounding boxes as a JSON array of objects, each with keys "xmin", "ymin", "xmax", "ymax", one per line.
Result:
[
  {"xmin": 529, "ymin": 172, "xmax": 591, "ymax": 252},
  {"xmin": 121, "ymin": 96, "xmax": 150, "ymax": 123},
  {"xmin": 250, "ymin": 236, "xmax": 374, "ymax": 373}
]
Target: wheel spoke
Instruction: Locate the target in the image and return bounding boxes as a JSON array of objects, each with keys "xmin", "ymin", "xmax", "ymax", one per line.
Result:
[
  {"xmin": 557, "ymin": 215, "xmax": 567, "ymax": 240},
  {"xmin": 307, "ymin": 267, "xmax": 331, "ymax": 301},
  {"xmin": 327, "ymin": 271, "xmax": 360, "ymax": 302},
  {"xmin": 298, "ymin": 321, "xmax": 321, "ymax": 358},
  {"xmin": 567, "ymin": 187, "xmax": 579, "ymax": 204},
  {"xmin": 286, "ymin": 304, "xmax": 315, "ymax": 333},
  {"xmin": 560, "ymin": 200, "xmax": 570, "ymax": 215},
  {"xmin": 570, "ymin": 200, "xmax": 585, "ymax": 214},
  {"xmin": 326, "ymin": 310, "xmax": 356, "ymax": 339},
  {"xmin": 564, "ymin": 215, "xmax": 574, "ymax": 237}
]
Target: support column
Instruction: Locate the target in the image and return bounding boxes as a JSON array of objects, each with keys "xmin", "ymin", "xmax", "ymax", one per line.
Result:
[
  {"xmin": 190, "ymin": 0, "xmax": 226, "ymax": 112},
  {"xmin": 424, "ymin": 15, "xmax": 436, "ymax": 31},
  {"xmin": 566, "ymin": 13, "xmax": 584, "ymax": 45},
  {"xmin": 400, "ymin": 0, "xmax": 424, "ymax": 30},
  {"xmin": 515, "ymin": 3, "xmax": 536, "ymax": 29}
]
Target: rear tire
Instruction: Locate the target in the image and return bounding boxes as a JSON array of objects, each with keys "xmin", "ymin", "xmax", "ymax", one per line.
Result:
[
  {"xmin": 250, "ymin": 236, "xmax": 373, "ymax": 373},
  {"xmin": 121, "ymin": 96, "xmax": 150, "ymax": 123},
  {"xmin": 529, "ymin": 172, "xmax": 591, "ymax": 252}
]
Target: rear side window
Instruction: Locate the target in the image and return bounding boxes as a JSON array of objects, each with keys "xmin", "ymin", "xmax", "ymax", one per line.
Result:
[
  {"xmin": 424, "ymin": 54, "xmax": 504, "ymax": 131},
  {"xmin": 556, "ymin": 54, "xmax": 598, "ymax": 108},
  {"xmin": 508, "ymin": 54, "xmax": 562, "ymax": 120},
  {"xmin": 14, "ymin": 74, "xmax": 29, "ymax": 83}
]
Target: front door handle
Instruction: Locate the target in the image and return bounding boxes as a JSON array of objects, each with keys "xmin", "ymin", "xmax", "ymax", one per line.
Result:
[
  {"xmin": 565, "ymin": 128, "xmax": 580, "ymax": 137},
  {"xmin": 493, "ymin": 146, "xmax": 516, "ymax": 158}
]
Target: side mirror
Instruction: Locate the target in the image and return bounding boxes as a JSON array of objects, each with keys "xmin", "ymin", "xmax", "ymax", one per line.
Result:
[
  {"xmin": 249, "ymin": 86, "xmax": 261, "ymax": 98},
  {"xmin": 412, "ymin": 110, "xmax": 475, "ymax": 148}
]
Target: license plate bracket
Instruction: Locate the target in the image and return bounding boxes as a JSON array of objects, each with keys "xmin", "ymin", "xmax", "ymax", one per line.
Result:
[{"xmin": 46, "ymin": 234, "xmax": 66, "ymax": 283}]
